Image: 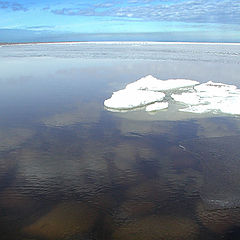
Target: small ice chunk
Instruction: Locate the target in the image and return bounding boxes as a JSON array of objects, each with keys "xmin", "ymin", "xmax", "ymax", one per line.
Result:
[
  {"xmin": 126, "ymin": 75, "xmax": 199, "ymax": 91},
  {"xmin": 145, "ymin": 102, "xmax": 168, "ymax": 112},
  {"xmin": 104, "ymin": 89, "xmax": 165, "ymax": 110}
]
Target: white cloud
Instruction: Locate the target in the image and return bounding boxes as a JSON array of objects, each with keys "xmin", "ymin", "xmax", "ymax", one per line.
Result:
[{"xmin": 51, "ymin": 0, "xmax": 240, "ymax": 25}]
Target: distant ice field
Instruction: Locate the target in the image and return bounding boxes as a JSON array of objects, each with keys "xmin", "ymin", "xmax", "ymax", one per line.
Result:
[{"xmin": 1, "ymin": 42, "xmax": 240, "ymax": 64}]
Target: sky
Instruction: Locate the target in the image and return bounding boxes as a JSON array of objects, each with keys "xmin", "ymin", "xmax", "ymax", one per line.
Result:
[{"xmin": 0, "ymin": 0, "xmax": 240, "ymax": 42}]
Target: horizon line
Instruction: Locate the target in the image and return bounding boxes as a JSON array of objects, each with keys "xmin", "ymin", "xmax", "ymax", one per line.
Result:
[{"xmin": 1, "ymin": 40, "xmax": 240, "ymax": 46}]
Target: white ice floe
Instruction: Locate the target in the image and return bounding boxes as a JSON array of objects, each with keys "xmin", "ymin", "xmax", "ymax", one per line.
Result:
[
  {"xmin": 172, "ymin": 92, "xmax": 203, "ymax": 105},
  {"xmin": 104, "ymin": 75, "xmax": 199, "ymax": 111},
  {"xmin": 173, "ymin": 81, "xmax": 240, "ymax": 115},
  {"xmin": 104, "ymin": 75, "xmax": 240, "ymax": 116},
  {"xmin": 104, "ymin": 88, "xmax": 165, "ymax": 110},
  {"xmin": 145, "ymin": 102, "xmax": 169, "ymax": 112},
  {"xmin": 179, "ymin": 98, "xmax": 240, "ymax": 115},
  {"xmin": 126, "ymin": 75, "xmax": 199, "ymax": 91},
  {"xmin": 179, "ymin": 105, "xmax": 214, "ymax": 114},
  {"xmin": 218, "ymin": 96, "xmax": 240, "ymax": 115},
  {"xmin": 194, "ymin": 81, "xmax": 237, "ymax": 97}
]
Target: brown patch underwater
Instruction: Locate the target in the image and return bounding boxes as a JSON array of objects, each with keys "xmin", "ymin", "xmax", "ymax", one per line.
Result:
[
  {"xmin": 22, "ymin": 201, "xmax": 98, "ymax": 239},
  {"xmin": 112, "ymin": 215, "xmax": 199, "ymax": 240}
]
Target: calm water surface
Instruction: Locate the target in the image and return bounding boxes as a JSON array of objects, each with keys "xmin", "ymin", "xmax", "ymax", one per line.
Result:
[{"xmin": 0, "ymin": 42, "xmax": 240, "ymax": 240}]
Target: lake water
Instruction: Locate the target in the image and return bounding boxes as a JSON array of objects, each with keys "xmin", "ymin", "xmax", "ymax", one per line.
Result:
[{"xmin": 0, "ymin": 42, "xmax": 240, "ymax": 240}]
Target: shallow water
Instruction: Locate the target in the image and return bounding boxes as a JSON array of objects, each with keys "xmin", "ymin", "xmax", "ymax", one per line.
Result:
[{"xmin": 0, "ymin": 42, "xmax": 240, "ymax": 240}]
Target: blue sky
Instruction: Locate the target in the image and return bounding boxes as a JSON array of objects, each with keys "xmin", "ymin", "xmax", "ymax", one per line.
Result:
[{"xmin": 0, "ymin": 0, "xmax": 240, "ymax": 42}]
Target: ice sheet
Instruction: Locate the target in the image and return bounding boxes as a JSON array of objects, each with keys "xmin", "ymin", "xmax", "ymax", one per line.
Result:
[
  {"xmin": 126, "ymin": 75, "xmax": 199, "ymax": 91},
  {"xmin": 194, "ymin": 81, "xmax": 237, "ymax": 97},
  {"xmin": 104, "ymin": 75, "xmax": 199, "ymax": 111},
  {"xmin": 145, "ymin": 102, "xmax": 168, "ymax": 112},
  {"xmin": 172, "ymin": 92, "xmax": 203, "ymax": 105},
  {"xmin": 179, "ymin": 105, "xmax": 213, "ymax": 114},
  {"xmin": 104, "ymin": 76, "xmax": 240, "ymax": 115},
  {"xmin": 172, "ymin": 81, "xmax": 240, "ymax": 115},
  {"xmin": 104, "ymin": 88, "xmax": 165, "ymax": 110}
]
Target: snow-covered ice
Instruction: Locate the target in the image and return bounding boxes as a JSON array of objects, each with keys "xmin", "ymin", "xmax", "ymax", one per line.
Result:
[
  {"xmin": 104, "ymin": 75, "xmax": 199, "ymax": 111},
  {"xmin": 173, "ymin": 81, "xmax": 240, "ymax": 115},
  {"xmin": 194, "ymin": 81, "xmax": 237, "ymax": 97},
  {"xmin": 179, "ymin": 105, "xmax": 213, "ymax": 114},
  {"xmin": 126, "ymin": 75, "xmax": 199, "ymax": 91},
  {"xmin": 172, "ymin": 92, "xmax": 203, "ymax": 105},
  {"xmin": 104, "ymin": 75, "xmax": 240, "ymax": 116},
  {"xmin": 145, "ymin": 102, "xmax": 169, "ymax": 112},
  {"xmin": 104, "ymin": 88, "xmax": 165, "ymax": 110}
]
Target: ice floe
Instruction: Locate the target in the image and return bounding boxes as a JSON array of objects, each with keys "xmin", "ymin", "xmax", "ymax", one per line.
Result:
[
  {"xmin": 125, "ymin": 75, "xmax": 199, "ymax": 91},
  {"xmin": 173, "ymin": 81, "xmax": 240, "ymax": 115},
  {"xmin": 194, "ymin": 81, "xmax": 237, "ymax": 97},
  {"xmin": 104, "ymin": 75, "xmax": 198, "ymax": 111},
  {"xmin": 171, "ymin": 92, "xmax": 203, "ymax": 105},
  {"xmin": 104, "ymin": 88, "xmax": 165, "ymax": 110},
  {"xmin": 104, "ymin": 76, "xmax": 240, "ymax": 116}
]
